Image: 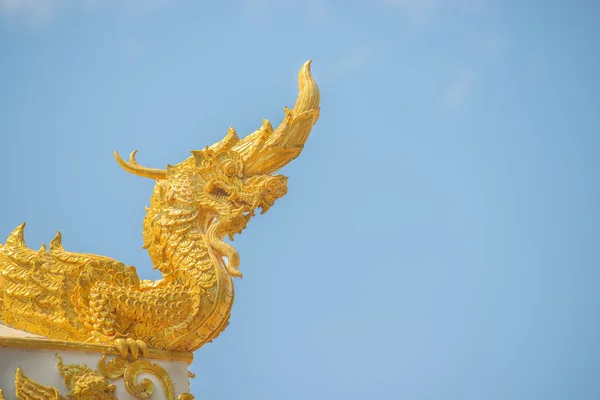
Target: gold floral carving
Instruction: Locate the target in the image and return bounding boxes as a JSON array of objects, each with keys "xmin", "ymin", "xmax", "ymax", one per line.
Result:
[
  {"xmin": 12, "ymin": 355, "xmax": 194, "ymax": 399},
  {"xmin": 14, "ymin": 357, "xmax": 117, "ymax": 400},
  {"xmin": 0, "ymin": 61, "xmax": 320, "ymax": 353},
  {"xmin": 0, "ymin": 389, "xmax": 5, "ymax": 400},
  {"xmin": 98, "ymin": 354, "xmax": 173, "ymax": 399}
]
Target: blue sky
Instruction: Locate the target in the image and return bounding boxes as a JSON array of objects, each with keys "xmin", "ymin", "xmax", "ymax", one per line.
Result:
[{"xmin": 1, "ymin": 1, "xmax": 599, "ymax": 399}]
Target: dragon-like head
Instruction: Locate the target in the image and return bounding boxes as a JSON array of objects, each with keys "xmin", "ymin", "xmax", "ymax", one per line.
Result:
[
  {"xmin": 69, "ymin": 373, "xmax": 117, "ymax": 400},
  {"xmin": 114, "ymin": 61, "xmax": 319, "ymax": 276}
]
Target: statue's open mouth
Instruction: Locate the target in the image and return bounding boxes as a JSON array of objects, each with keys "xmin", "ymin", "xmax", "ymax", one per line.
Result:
[{"xmin": 204, "ymin": 179, "xmax": 272, "ymax": 214}]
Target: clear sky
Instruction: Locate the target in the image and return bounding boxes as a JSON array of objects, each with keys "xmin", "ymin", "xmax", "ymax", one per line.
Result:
[{"xmin": 1, "ymin": 1, "xmax": 599, "ymax": 399}]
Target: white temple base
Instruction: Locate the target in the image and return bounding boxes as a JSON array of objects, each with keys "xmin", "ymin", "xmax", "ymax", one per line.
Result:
[{"xmin": 0, "ymin": 324, "xmax": 193, "ymax": 400}]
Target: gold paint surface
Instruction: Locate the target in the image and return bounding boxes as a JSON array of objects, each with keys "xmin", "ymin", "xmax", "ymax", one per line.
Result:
[{"xmin": 0, "ymin": 61, "xmax": 320, "ymax": 352}]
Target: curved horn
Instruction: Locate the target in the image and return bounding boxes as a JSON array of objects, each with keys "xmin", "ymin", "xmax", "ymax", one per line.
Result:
[
  {"xmin": 114, "ymin": 150, "xmax": 167, "ymax": 179},
  {"xmin": 231, "ymin": 60, "xmax": 320, "ymax": 176}
]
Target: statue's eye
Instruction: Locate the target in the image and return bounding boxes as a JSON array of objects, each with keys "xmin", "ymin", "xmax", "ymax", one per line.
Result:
[
  {"xmin": 265, "ymin": 178, "xmax": 285, "ymax": 195},
  {"xmin": 222, "ymin": 161, "xmax": 238, "ymax": 177}
]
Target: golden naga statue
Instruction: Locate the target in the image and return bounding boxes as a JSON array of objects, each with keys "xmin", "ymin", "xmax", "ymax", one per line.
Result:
[{"xmin": 0, "ymin": 61, "xmax": 319, "ymax": 353}]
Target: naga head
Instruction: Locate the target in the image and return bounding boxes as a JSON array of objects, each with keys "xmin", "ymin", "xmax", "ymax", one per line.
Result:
[
  {"xmin": 115, "ymin": 61, "xmax": 319, "ymax": 275},
  {"xmin": 69, "ymin": 373, "xmax": 117, "ymax": 400},
  {"xmin": 56, "ymin": 356, "xmax": 117, "ymax": 400}
]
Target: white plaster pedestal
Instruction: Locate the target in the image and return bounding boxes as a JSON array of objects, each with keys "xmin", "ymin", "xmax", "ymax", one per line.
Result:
[{"xmin": 0, "ymin": 324, "xmax": 194, "ymax": 400}]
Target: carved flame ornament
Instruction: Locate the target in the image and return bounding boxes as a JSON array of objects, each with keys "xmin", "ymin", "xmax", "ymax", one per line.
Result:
[{"xmin": 0, "ymin": 61, "xmax": 320, "ymax": 354}]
